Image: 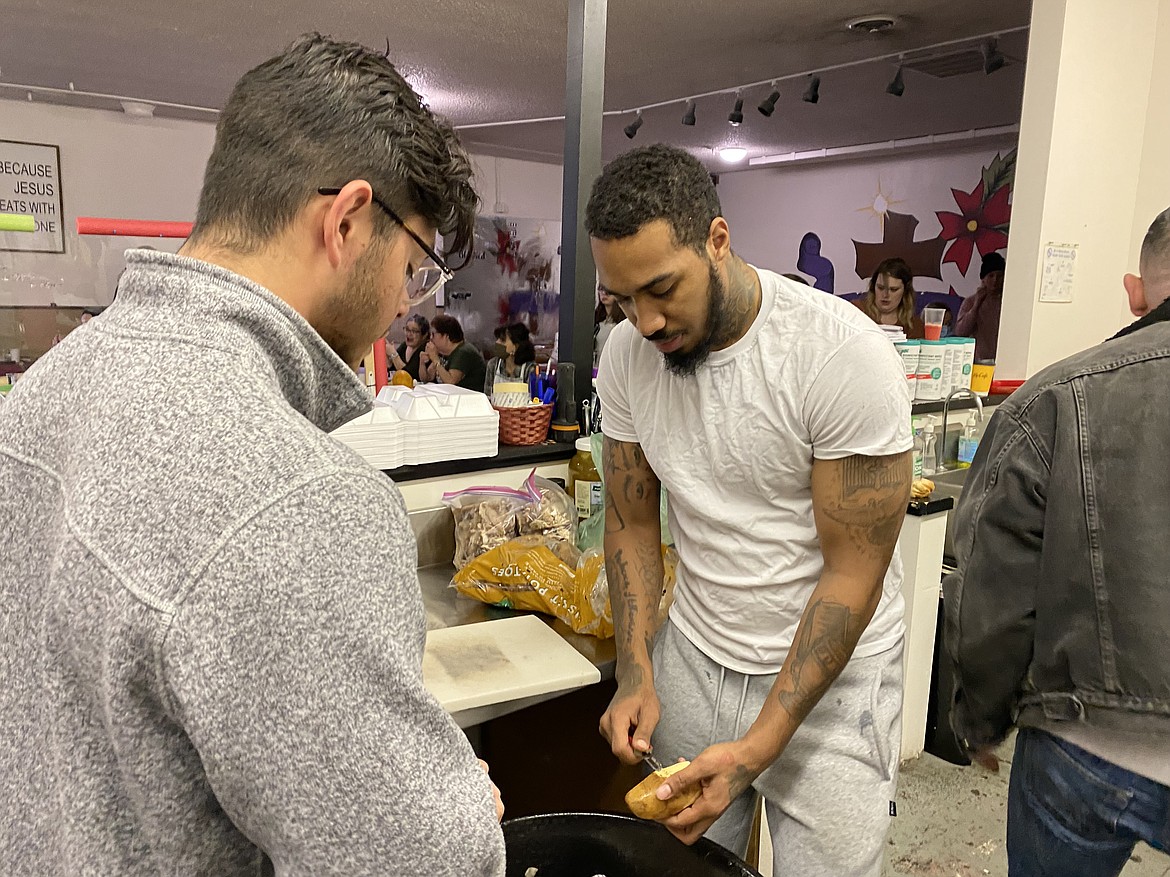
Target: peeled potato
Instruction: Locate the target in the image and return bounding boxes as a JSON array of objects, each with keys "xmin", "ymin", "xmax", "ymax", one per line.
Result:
[{"xmin": 625, "ymin": 760, "xmax": 700, "ymax": 820}]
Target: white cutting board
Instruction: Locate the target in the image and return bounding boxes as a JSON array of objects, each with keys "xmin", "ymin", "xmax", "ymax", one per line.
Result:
[{"xmin": 423, "ymin": 615, "xmax": 600, "ymax": 714}]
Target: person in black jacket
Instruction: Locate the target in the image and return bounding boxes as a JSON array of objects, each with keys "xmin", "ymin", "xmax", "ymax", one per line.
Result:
[{"xmin": 945, "ymin": 206, "xmax": 1170, "ymax": 876}]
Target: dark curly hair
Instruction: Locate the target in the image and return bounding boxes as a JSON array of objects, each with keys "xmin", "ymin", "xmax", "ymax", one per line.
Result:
[
  {"xmin": 431, "ymin": 314, "xmax": 465, "ymax": 343},
  {"xmin": 191, "ymin": 33, "xmax": 478, "ymax": 264},
  {"xmin": 585, "ymin": 144, "xmax": 722, "ymax": 253}
]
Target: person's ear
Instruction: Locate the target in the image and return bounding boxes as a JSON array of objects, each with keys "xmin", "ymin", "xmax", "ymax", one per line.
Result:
[
  {"xmin": 1124, "ymin": 273, "xmax": 1148, "ymax": 317},
  {"xmin": 321, "ymin": 181, "xmax": 376, "ymax": 270},
  {"xmin": 706, "ymin": 217, "xmax": 732, "ymax": 265}
]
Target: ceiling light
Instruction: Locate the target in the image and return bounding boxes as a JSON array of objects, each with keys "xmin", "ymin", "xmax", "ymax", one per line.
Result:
[
  {"xmin": 719, "ymin": 147, "xmax": 747, "ymax": 163},
  {"xmin": 802, "ymin": 75, "xmax": 821, "ymax": 104},
  {"xmin": 886, "ymin": 66, "xmax": 905, "ymax": 97},
  {"xmin": 728, "ymin": 95, "xmax": 744, "ymax": 126},
  {"xmin": 623, "ymin": 111, "xmax": 644, "ymax": 139},
  {"xmin": 847, "ymin": 15, "xmax": 897, "ymax": 34},
  {"xmin": 681, "ymin": 99, "xmax": 696, "ymax": 126},
  {"xmin": 758, "ymin": 86, "xmax": 780, "ymax": 117},
  {"xmin": 982, "ymin": 38, "xmax": 1006, "ymax": 74}
]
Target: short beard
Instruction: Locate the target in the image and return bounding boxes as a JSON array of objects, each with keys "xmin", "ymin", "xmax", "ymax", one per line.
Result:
[
  {"xmin": 661, "ymin": 260, "xmax": 732, "ymax": 377},
  {"xmin": 317, "ymin": 241, "xmax": 386, "ymax": 368}
]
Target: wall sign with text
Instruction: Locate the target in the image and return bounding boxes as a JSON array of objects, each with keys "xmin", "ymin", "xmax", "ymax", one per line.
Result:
[{"xmin": 0, "ymin": 140, "xmax": 65, "ymax": 254}]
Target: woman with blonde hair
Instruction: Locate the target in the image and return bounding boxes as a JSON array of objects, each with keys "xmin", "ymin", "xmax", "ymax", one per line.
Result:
[{"xmin": 856, "ymin": 257, "xmax": 925, "ymax": 338}]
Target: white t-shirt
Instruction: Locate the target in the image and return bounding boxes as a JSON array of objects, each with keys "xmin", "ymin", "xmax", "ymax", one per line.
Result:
[{"xmin": 597, "ymin": 267, "xmax": 912, "ymax": 673}]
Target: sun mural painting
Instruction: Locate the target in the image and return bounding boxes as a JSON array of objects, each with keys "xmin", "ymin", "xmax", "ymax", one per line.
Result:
[{"xmin": 844, "ymin": 150, "xmax": 1016, "ymax": 287}]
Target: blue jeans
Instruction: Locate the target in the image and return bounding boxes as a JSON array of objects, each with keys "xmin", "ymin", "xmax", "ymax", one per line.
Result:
[{"xmin": 1008, "ymin": 727, "xmax": 1170, "ymax": 876}]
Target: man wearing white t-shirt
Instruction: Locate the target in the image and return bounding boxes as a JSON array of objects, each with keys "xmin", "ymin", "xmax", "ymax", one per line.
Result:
[{"xmin": 590, "ymin": 145, "xmax": 912, "ymax": 877}]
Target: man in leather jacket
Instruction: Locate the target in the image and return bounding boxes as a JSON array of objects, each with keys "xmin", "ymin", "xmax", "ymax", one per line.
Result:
[{"xmin": 944, "ymin": 207, "xmax": 1170, "ymax": 875}]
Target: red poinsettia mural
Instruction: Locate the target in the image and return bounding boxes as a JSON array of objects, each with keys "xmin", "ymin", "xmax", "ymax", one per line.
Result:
[
  {"xmin": 936, "ymin": 181, "xmax": 1010, "ymax": 275},
  {"xmin": 935, "ymin": 150, "xmax": 1014, "ymax": 275}
]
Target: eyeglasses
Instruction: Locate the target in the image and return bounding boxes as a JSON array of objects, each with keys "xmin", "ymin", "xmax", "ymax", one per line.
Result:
[{"xmin": 317, "ymin": 186, "xmax": 454, "ymax": 306}]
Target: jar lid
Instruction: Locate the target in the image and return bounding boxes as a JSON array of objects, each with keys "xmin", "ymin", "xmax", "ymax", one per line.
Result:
[{"xmin": 575, "ymin": 436, "xmax": 593, "ymax": 453}]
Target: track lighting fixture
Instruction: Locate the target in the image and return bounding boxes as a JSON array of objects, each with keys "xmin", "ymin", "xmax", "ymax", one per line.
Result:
[
  {"xmin": 758, "ymin": 86, "xmax": 780, "ymax": 117},
  {"xmin": 802, "ymin": 75, "xmax": 820, "ymax": 104},
  {"xmin": 982, "ymin": 38, "xmax": 1005, "ymax": 74},
  {"xmin": 623, "ymin": 111, "xmax": 644, "ymax": 139},
  {"xmin": 728, "ymin": 95, "xmax": 744, "ymax": 126},
  {"xmin": 886, "ymin": 66, "xmax": 905, "ymax": 97}
]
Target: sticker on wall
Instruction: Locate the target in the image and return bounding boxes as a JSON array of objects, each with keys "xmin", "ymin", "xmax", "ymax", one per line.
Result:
[
  {"xmin": 0, "ymin": 139, "xmax": 65, "ymax": 254},
  {"xmin": 1039, "ymin": 242, "xmax": 1077, "ymax": 303}
]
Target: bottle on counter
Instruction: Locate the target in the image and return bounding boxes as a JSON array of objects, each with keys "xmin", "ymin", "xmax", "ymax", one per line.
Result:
[
  {"xmin": 957, "ymin": 411, "xmax": 980, "ymax": 468},
  {"xmin": 568, "ymin": 436, "xmax": 603, "ymax": 521},
  {"xmin": 921, "ymin": 416, "xmax": 939, "ymax": 476},
  {"xmin": 911, "ymin": 417, "xmax": 925, "ymax": 479}
]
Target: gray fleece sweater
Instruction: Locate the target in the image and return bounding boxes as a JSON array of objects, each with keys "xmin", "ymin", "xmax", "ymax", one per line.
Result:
[{"xmin": 0, "ymin": 250, "xmax": 505, "ymax": 876}]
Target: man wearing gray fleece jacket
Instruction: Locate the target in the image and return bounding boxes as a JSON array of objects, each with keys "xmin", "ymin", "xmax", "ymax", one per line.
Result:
[{"xmin": 0, "ymin": 34, "xmax": 504, "ymax": 876}]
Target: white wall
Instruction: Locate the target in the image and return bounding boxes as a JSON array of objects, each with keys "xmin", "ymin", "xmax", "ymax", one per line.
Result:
[
  {"xmin": 0, "ymin": 99, "xmax": 213, "ymax": 307},
  {"xmin": 469, "ymin": 154, "xmax": 563, "ymax": 222},
  {"xmin": 0, "ymin": 98, "xmax": 566, "ymax": 309},
  {"xmin": 998, "ymin": 0, "xmax": 1167, "ymax": 378},
  {"xmin": 1130, "ymin": 1, "xmax": 1170, "ymax": 323},
  {"xmin": 718, "ymin": 142, "xmax": 1017, "ymax": 298}
]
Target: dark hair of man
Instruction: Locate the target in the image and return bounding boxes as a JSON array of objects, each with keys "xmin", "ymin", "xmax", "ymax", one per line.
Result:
[
  {"xmin": 1141, "ymin": 206, "xmax": 1170, "ymax": 281},
  {"xmin": 431, "ymin": 314, "xmax": 465, "ymax": 343},
  {"xmin": 189, "ymin": 33, "xmax": 478, "ymax": 265},
  {"xmin": 585, "ymin": 144, "xmax": 722, "ymax": 253}
]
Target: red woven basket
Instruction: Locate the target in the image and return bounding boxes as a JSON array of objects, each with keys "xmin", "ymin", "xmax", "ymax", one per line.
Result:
[{"xmin": 494, "ymin": 403, "xmax": 554, "ymax": 446}]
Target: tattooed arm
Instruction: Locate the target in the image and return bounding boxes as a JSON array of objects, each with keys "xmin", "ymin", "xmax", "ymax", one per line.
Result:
[
  {"xmin": 597, "ymin": 436, "xmax": 665, "ymax": 765},
  {"xmin": 657, "ymin": 450, "xmax": 911, "ymax": 843}
]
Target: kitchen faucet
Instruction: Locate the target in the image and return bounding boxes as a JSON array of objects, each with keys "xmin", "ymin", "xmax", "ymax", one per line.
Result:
[{"xmin": 939, "ymin": 388, "xmax": 984, "ymax": 471}]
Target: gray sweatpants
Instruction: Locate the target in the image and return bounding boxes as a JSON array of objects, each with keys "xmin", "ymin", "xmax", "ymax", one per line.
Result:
[{"xmin": 652, "ymin": 619, "xmax": 903, "ymax": 877}]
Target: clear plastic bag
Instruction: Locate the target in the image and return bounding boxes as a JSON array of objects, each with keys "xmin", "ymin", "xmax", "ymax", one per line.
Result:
[{"xmin": 443, "ymin": 470, "xmax": 577, "ymax": 568}]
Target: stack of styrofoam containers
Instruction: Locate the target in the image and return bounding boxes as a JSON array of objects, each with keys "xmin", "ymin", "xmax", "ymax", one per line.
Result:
[
  {"xmin": 378, "ymin": 383, "xmax": 499, "ymax": 465},
  {"xmin": 330, "ymin": 401, "xmax": 407, "ymax": 470}
]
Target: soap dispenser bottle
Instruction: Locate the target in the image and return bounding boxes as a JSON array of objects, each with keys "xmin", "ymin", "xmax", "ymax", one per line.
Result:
[
  {"xmin": 957, "ymin": 411, "xmax": 980, "ymax": 468},
  {"xmin": 921, "ymin": 416, "xmax": 938, "ymax": 476}
]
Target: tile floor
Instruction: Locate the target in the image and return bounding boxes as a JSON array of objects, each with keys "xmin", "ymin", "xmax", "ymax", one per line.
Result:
[{"xmin": 883, "ymin": 736, "xmax": 1170, "ymax": 876}]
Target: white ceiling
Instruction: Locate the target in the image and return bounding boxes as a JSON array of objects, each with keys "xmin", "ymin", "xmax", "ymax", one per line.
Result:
[{"xmin": 1, "ymin": 1, "xmax": 1033, "ymax": 167}]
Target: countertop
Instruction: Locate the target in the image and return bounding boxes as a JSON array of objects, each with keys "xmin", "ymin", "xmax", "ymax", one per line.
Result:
[
  {"xmin": 384, "ymin": 441, "xmax": 576, "ymax": 483},
  {"xmin": 417, "ymin": 563, "xmax": 617, "ymax": 680}
]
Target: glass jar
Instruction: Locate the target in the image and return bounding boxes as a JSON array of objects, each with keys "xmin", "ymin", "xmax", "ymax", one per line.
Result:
[{"xmin": 568, "ymin": 436, "xmax": 603, "ymax": 521}]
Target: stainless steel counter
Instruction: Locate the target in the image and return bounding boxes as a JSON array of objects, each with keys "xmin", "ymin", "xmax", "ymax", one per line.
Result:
[{"xmin": 417, "ymin": 563, "xmax": 617, "ymax": 681}]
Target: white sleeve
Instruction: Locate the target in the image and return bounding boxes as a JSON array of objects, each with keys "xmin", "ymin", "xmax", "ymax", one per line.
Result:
[
  {"xmin": 804, "ymin": 331, "xmax": 913, "ymax": 460},
  {"xmin": 595, "ymin": 325, "xmax": 639, "ymax": 443}
]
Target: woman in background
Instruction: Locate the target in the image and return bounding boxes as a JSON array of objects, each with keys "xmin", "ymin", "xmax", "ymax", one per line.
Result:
[
  {"xmin": 856, "ymin": 257, "xmax": 925, "ymax": 338},
  {"xmin": 388, "ymin": 314, "xmax": 430, "ymax": 381},
  {"xmin": 484, "ymin": 322, "xmax": 537, "ymax": 395},
  {"xmin": 594, "ymin": 286, "xmax": 626, "ymax": 364}
]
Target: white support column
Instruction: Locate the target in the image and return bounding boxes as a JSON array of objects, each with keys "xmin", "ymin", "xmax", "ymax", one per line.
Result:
[{"xmin": 997, "ymin": 0, "xmax": 1169, "ymax": 378}]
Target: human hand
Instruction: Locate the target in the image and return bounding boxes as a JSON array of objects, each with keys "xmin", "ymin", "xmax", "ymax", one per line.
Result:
[
  {"xmin": 425, "ymin": 341, "xmax": 439, "ymax": 360},
  {"xmin": 655, "ymin": 741, "xmax": 761, "ymax": 845},
  {"xmin": 478, "ymin": 759, "xmax": 505, "ymax": 822},
  {"xmin": 599, "ymin": 671, "xmax": 660, "ymax": 765}
]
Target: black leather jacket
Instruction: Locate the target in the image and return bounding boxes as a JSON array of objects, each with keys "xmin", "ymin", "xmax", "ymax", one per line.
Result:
[{"xmin": 944, "ymin": 298, "xmax": 1170, "ymax": 749}]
